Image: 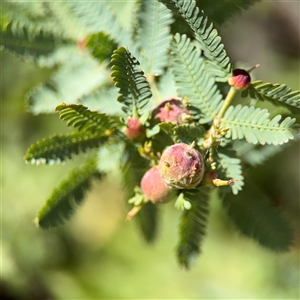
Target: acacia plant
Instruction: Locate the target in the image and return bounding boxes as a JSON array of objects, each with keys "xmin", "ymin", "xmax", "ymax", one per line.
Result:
[{"xmin": 2, "ymin": 0, "xmax": 299, "ymax": 269}]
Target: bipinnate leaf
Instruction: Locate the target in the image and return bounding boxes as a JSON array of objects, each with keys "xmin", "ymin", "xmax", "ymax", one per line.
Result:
[
  {"xmin": 136, "ymin": 0, "xmax": 173, "ymax": 75},
  {"xmin": 55, "ymin": 103, "xmax": 122, "ymax": 134},
  {"xmin": 111, "ymin": 47, "xmax": 152, "ymax": 117},
  {"xmin": 247, "ymin": 81, "xmax": 300, "ymax": 112},
  {"xmin": 174, "ymin": 124, "xmax": 206, "ymax": 145},
  {"xmin": 27, "ymin": 56, "xmax": 110, "ymax": 114},
  {"xmin": 176, "ymin": 187, "xmax": 210, "ymax": 269},
  {"xmin": 24, "ymin": 132, "xmax": 109, "ymax": 165},
  {"xmin": 159, "ymin": 0, "xmax": 232, "ymax": 80},
  {"xmin": 34, "ymin": 159, "xmax": 103, "ymax": 229},
  {"xmin": 223, "ymin": 183, "xmax": 294, "ymax": 251},
  {"xmin": 0, "ymin": 22, "xmax": 61, "ymax": 61},
  {"xmin": 218, "ymin": 152, "xmax": 244, "ymax": 195},
  {"xmin": 171, "ymin": 34, "xmax": 223, "ymax": 123},
  {"xmin": 62, "ymin": 2, "xmax": 136, "ymax": 52},
  {"xmin": 195, "ymin": 0, "xmax": 261, "ymax": 26},
  {"xmin": 221, "ymin": 105, "xmax": 296, "ymax": 145}
]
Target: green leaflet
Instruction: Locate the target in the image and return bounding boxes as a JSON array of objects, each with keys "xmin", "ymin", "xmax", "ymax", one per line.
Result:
[
  {"xmin": 2, "ymin": 2, "xmax": 65, "ymax": 38},
  {"xmin": 26, "ymin": 55, "xmax": 110, "ymax": 115},
  {"xmin": 217, "ymin": 152, "xmax": 244, "ymax": 195},
  {"xmin": 171, "ymin": 34, "xmax": 223, "ymax": 123},
  {"xmin": 0, "ymin": 22, "xmax": 62, "ymax": 61},
  {"xmin": 223, "ymin": 182, "xmax": 294, "ymax": 252},
  {"xmin": 24, "ymin": 132, "xmax": 109, "ymax": 165},
  {"xmin": 78, "ymin": 87, "xmax": 123, "ymax": 116},
  {"xmin": 247, "ymin": 80, "xmax": 300, "ymax": 112},
  {"xmin": 136, "ymin": 0, "xmax": 173, "ymax": 75},
  {"xmin": 195, "ymin": 0, "xmax": 261, "ymax": 26},
  {"xmin": 174, "ymin": 123, "xmax": 206, "ymax": 145},
  {"xmin": 55, "ymin": 103, "xmax": 122, "ymax": 133},
  {"xmin": 234, "ymin": 132, "xmax": 300, "ymax": 166},
  {"xmin": 111, "ymin": 47, "xmax": 152, "ymax": 117},
  {"xmin": 176, "ymin": 187, "xmax": 211, "ymax": 269},
  {"xmin": 63, "ymin": 2, "xmax": 137, "ymax": 53},
  {"xmin": 159, "ymin": 0, "xmax": 232, "ymax": 81},
  {"xmin": 221, "ymin": 105, "xmax": 296, "ymax": 145},
  {"xmin": 34, "ymin": 159, "xmax": 103, "ymax": 229}
]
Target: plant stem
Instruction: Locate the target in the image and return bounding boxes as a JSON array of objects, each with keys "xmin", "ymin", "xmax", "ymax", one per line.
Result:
[
  {"xmin": 217, "ymin": 86, "xmax": 237, "ymax": 119},
  {"xmin": 202, "ymin": 86, "xmax": 237, "ymax": 149}
]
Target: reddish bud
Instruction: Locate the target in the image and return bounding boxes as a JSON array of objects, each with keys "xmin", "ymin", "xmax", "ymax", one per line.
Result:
[
  {"xmin": 77, "ymin": 38, "xmax": 88, "ymax": 50},
  {"xmin": 125, "ymin": 117, "xmax": 145, "ymax": 140},
  {"xmin": 158, "ymin": 143, "xmax": 205, "ymax": 189},
  {"xmin": 228, "ymin": 69, "xmax": 251, "ymax": 90},
  {"xmin": 141, "ymin": 166, "xmax": 174, "ymax": 203},
  {"xmin": 152, "ymin": 98, "xmax": 190, "ymax": 124}
]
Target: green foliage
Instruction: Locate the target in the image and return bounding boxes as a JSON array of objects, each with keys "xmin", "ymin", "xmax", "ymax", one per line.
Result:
[
  {"xmin": 221, "ymin": 105, "xmax": 296, "ymax": 145},
  {"xmin": 55, "ymin": 103, "xmax": 122, "ymax": 133},
  {"xmin": 24, "ymin": 132, "xmax": 109, "ymax": 165},
  {"xmin": 246, "ymin": 80, "xmax": 300, "ymax": 112},
  {"xmin": 136, "ymin": 0, "xmax": 173, "ymax": 75},
  {"xmin": 4, "ymin": 0, "xmax": 299, "ymax": 269},
  {"xmin": 111, "ymin": 47, "xmax": 153, "ymax": 117},
  {"xmin": 223, "ymin": 183, "xmax": 294, "ymax": 251},
  {"xmin": 171, "ymin": 33, "xmax": 223, "ymax": 123},
  {"xmin": 86, "ymin": 32, "xmax": 116, "ymax": 63},
  {"xmin": 159, "ymin": 0, "xmax": 232, "ymax": 80},
  {"xmin": 176, "ymin": 187, "xmax": 211, "ymax": 269},
  {"xmin": 34, "ymin": 159, "xmax": 103, "ymax": 229},
  {"xmin": 195, "ymin": 0, "xmax": 261, "ymax": 26},
  {"xmin": 217, "ymin": 152, "xmax": 244, "ymax": 195},
  {"xmin": 0, "ymin": 22, "xmax": 63, "ymax": 61},
  {"xmin": 27, "ymin": 56, "xmax": 110, "ymax": 114},
  {"xmin": 174, "ymin": 124, "xmax": 206, "ymax": 145}
]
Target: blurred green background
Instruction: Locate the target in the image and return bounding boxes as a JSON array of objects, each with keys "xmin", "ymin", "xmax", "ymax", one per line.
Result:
[{"xmin": 2, "ymin": 1, "xmax": 299, "ymax": 299}]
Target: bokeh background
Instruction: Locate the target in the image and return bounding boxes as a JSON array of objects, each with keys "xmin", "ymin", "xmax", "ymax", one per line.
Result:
[{"xmin": 2, "ymin": 1, "xmax": 300, "ymax": 299}]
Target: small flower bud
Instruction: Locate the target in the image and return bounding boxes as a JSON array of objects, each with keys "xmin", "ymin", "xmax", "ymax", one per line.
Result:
[
  {"xmin": 141, "ymin": 166, "xmax": 174, "ymax": 203},
  {"xmin": 228, "ymin": 69, "xmax": 251, "ymax": 91},
  {"xmin": 125, "ymin": 117, "xmax": 145, "ymax": 140},
  {"xmin": 158, "ymin": 143, "xmax": 205, "ymax": 189},
  {"xmin": 152, "ymin": 98, "xmax": 190, "ymax": 124}
]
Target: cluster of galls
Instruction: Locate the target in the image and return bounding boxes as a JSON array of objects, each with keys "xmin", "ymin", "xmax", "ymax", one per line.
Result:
[
  {"xmin": 141, "ymin": 143, "xmax": 205, "ymax": 204},
  {"xmin": 124, "ymin": 67, "xmax": 250, "ymax": 217}
]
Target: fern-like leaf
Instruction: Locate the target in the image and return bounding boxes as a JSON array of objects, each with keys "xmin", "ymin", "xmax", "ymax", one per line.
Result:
[
  {"xmin": 136, "ymin": 0, "xmax": 173, "ymax": 75},
  {"xmin": 27, "ymin": 55, "xmax": 110, "ymax": 114},
  {"xmin": 223, "ymin": 182, "xmax": 294, "ymax": 251},
  {"xmin": 111, "ymin": 47, "xmax": 152, "ymax": 116},
  {"xmin": 176, "ymin": 187, "xmax": 211, "ymax": 269},
  {"xmin": 233, "ymin": 140, "xmax": 290, "ymax": 167},
  {"xmin": 221, "ymin": 105, "xmax": 297, "ymax": 145},
  {"xmin": 171, "ymin": 34, "xmax": 223, "ymax": 123},
  {"xmin": 0, "ymin": 22, "xmax": 62, "ymax": 61},
  {"xmin": 159, "ymin": 0, "xmax": 232, "ymax": 80},
  {"xmin": 79, "ymin": 87, "xmax": 123, "ymax": 116},
  {"xmin": 34, "ymin": 159, "xmax": 103, "ymax": 229},
  {"xmin": 247, "ymin": 81, "xmax": 300, "ymax": 112},
  {"xmin": 24, "ymin": 132, "xmax": 109, "ymax": 165},
  {"xmin": 195, "ymin": 0, "xmax": 261, "ymax": 26},
  {"xmin": 55, "ymin": 103, "xmax": 122, "ymax": 133},
  {"xmin": 62, "ymin": 2, "xmax": 137, "ymax": 53},
  {"xmin": 217, "ymin": 152, "xmax": 244, "ymax": 195},
  {"xmin": 174, "ymin": 123, "xmax": 206, "ymax": 145}
]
